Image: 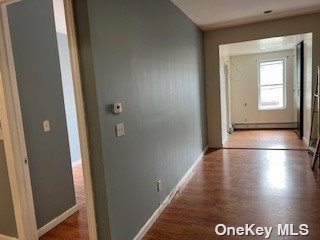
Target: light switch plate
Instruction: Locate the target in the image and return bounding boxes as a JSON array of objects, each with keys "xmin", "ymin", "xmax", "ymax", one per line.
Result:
[
  {"xmin": 115, "ymin": 123, "xmax": 125, "ymax": 137},
  {"xmin": 43, "ymin": 120, "xmax": 50, "ymax": 133}
]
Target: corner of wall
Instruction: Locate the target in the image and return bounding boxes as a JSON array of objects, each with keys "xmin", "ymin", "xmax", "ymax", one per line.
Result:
[{"xmin": 72, "ymin": 0, "xmax": 111, "ymax": 239}]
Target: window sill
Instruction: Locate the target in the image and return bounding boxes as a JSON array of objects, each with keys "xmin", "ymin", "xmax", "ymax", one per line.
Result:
[{"xmin": 258, "ymin": 107, "xmax": 286, "ymax": 111}]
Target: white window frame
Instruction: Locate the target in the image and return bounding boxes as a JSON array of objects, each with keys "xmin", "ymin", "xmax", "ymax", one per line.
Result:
[{"xmin": 258, "ymin": 58, "xmax": 286, "ymax": 110}]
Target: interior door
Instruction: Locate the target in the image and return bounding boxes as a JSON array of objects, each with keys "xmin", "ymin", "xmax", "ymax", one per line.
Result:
[
  {"xmin": 7, "ymin": 0, "xmax": 77, "ymax": 230},
  {"xmin": 296, "ymin": 41, "xmax": 304, "ymax": 139}
]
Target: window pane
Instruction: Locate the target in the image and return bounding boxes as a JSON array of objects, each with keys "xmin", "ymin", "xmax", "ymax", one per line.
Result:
[
  {"xmin": 260, "ymin": 60, "xmax": 284, "ymax": 85},
  {"xmin": 260, "ymin": 85, "xmax": 284, "ymax": 109}
]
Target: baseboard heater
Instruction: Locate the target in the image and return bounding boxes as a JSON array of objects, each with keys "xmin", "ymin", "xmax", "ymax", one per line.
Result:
[{"xmin": 233, "ymin": 122, "xmax": 298, "ymax": 130}]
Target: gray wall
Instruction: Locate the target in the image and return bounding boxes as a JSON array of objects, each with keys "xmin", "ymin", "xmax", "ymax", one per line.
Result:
[
  {"xmin": 7, "ymin": 0, "xmax": 76, "ymax": 228},
  {"xmin": 57, "ymin": 33, "xmax": 81, "ymax": 165},
  {"xmin": 75, "ymin": 0, "xmax": 207, "ymax": 239},
  {"xmin": 73, "ymin": 0, "xmax": 111, "ymax": 238},
  {"xmin": 0, "ymin": 142, "xmax": 17, "ymax": 237}
]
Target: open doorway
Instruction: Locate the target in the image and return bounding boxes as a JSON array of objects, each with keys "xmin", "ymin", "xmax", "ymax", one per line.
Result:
[
  {"xmin": 37, "ymin": 0, "xmax": 88, "ymax": 239},
  {"xmin": 219, "ymin": 33, "xmax": 313, "ymax": 150},
  {"xmin": 0, "ymin": 0, "xmax": 97, "ymax": 240}
]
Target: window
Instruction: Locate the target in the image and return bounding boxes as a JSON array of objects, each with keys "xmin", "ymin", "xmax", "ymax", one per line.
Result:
[{"xmin": 258, "ymin": 59, "xmax": 285, "ymax": 110}]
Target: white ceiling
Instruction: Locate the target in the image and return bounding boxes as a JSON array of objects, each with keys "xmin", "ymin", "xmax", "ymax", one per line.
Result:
[
  {"xmin": 171, "ymin": 0, "xmax": 320, "ymax": 30},
  {"xmin": 52, "ymin": 0, "xmax": 67, "ymax": 35},
  {"xmin": 220, "ymin": 33, "xmax": 312, "ymax": 57}
]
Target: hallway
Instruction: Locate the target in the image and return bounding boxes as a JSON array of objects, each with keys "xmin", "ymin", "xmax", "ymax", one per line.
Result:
[
  {"xmin": 223, "ymin": 130, "xmax": 307, "ymax": 150},
  {"xmin": 143, "ymin": 149, "xmax": 320, "ymax": 240}
]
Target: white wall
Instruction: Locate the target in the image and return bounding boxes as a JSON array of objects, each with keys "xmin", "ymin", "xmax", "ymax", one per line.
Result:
[
  {"xmin": 56, "ymin": 33, "xmax": 81, "ymax": 165},
  {"xmin": 303, "ymin": 34, "xmax": 313, "ymax": 144},
  {"xmin": 229, "ymin": 50, "xmax": 295, "ymax": 126},
  {"xmin": 219, "ymin": 49, "xmax": 230, "ymax": 143},
  {"xmin": 53, "ymin": 0, "xmax": 81, "ymax": 165}
]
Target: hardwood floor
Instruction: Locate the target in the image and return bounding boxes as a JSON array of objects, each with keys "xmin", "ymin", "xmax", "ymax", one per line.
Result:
[
  {"xmin": 143, "ymin": 149, "xmax": 320, "ymax": 240},
  {"xmin": 223, "ymin": 129, "xmax": 307, "ymax": 150},
  {"xmin": 40, "ymin": 164, "xmax": 89, "ymax": 240},
  {"xmin": 39, "ymin": 134, "xmax": 315, "ymax": 240}
]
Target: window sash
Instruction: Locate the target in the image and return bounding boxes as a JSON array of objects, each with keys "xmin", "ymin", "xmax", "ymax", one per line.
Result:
[
  {"xmin": 259, "ymin": 60, "xmax": 284, "ymax": 86},
  {"xmin": 258, "ymin": 59, "xmax": 286, "ymax": 110},
  {"xmin": 260, "ymin": 83, "xmax": 283, "ymax": 87},
  {"xmin": 259, "ymin": 85, "xmax": 284, "ymax": 109}
]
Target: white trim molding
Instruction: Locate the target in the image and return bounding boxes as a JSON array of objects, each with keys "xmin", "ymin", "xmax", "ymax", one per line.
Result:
[
  {"xmin": 303, "ymin": 136, "xmax": 309, "ymax": 146},
  {"xmin": 233, "ymin": 122, "xmax": 298, "ymax": 130},
  {"xmin": 0, "ymin": 234, "xmax": 18, "ymax": 240},
  {"xmin": 133, "ymin": 146, "xmax": 208, "ymax": 240},
  {"xmin": 38, "ymin": 205, "xmax": 79, "ymax": 237},
  {"xmin": 63, "ymin": 0, "xmax": 98, "ymax": 239},
  {"xmin": 72, "ymin": 159, "xmax": 82, "ymax": 167},
  {"xmin": 0, "ymin": 1, "xmax": 38, "ymax": 240}
]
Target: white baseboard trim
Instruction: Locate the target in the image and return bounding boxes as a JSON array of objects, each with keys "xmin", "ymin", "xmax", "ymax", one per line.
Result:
[
  {"xmin": 303, "ymin": 137, "xmax": 309, "ymax": 146},
  {"xmin": 222, "ymin": 136, "xmax": 228, "ymax": 146},
  {"xmin": 72, "ymin": 159, "xmax": 82, "ymax": 167},
  {"xmin": 133, "ymin": 146, "xmax": 208, "ymax": 240},
  {"xmin": 38, "ymin": 204, "xmax": 79, "ymax": 237},
  {"xmin": 0, "ymin": 234, "xmax": 18, "ymax": 240},
  {"xmin": 233, "ymin": 122, "xmax": 297, "ymax": 130}
]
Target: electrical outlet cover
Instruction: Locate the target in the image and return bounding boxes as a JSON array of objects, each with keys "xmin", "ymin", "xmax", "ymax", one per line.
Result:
[
  {"xmin": 115, "ymin": 123, "xmax": 125, "ymax": 137},
  {"xmin": 43, "ymin": 120, "xmax": 50, "ymax": 133},
  {"xmin": 157, "ymin": 180, "xmax": 162, "ymax": 192}
]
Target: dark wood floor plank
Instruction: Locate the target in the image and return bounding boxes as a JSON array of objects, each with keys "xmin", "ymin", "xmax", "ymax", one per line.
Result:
[
  {"xmin": 144, "ymin": 147, "xmax": 320, "ymax": 240},
  {"xmin": 41, "ymin": 130, "xmax": 318, "ymax": 239}
]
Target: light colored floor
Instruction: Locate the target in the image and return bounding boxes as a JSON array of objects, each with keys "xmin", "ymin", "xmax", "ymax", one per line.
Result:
[
  {"xmin": 40, "ymin": 164, "xmax": 89, "ymax": 240},
  {"xmin": 223, "ymin": 129, "xmax": 307, "ymax": 150},
  {"xmin": 143, "ymin": 149, "xmax": 320, "ymax": 240}
]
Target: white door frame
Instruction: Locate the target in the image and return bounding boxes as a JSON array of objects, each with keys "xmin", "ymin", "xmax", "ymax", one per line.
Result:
[
  {"xmin": 0, "ymin": 0, "xmax": 98, "ymax": 239},
  {"xmin": 63, "ymin": 0, "xmax": 98, "ymax": 239}
]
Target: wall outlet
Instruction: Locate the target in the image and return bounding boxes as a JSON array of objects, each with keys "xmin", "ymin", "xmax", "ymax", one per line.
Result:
[
  {"xmin": 157, "ymin": 180, "xmax": 162, "ymax": 192},
  {"xmin": 115, "ymin": 123, "xmax": 125, "ymax": 137},
  {"xmin": 43, "ymin": 120, "xmax": 51, "ymax": 133}
]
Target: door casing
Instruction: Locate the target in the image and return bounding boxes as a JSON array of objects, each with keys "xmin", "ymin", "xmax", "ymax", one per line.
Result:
[
  {"xmin": 0, "ymin": 0, "xmax": 99, "ymax": 239},
  {"xmin": 296, "ymin": 41, "xmax": 304, "ymax": 139}
]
